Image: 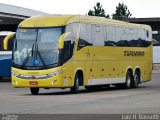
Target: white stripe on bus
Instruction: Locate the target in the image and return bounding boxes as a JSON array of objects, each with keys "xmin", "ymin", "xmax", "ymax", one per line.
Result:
[{"xmin": 87, "ymin": 77, "xmax": 126, "ymax": 85}]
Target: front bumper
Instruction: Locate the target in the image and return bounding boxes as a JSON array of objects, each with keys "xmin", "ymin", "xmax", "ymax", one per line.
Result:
[{"xmin": 12, "ymin": 74, "xmax": 66, "ymax": 88}]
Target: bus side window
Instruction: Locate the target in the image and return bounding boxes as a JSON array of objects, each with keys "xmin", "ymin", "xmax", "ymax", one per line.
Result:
[
  {"xmin": 105, "ymin": 26, "xmax": 116, "ymax": 46},
  {"xmin": 63, "ymin": 41, "xmax": 71, "ymax": 61},
  {"xmin": 78, "ymin": 24, "xmax": 92, "ymax": 50},
  {"xmin": 92, "ymin": 25, "xmax": 104, "ymax": 46},
  {"xmin": 63, "ymin": 23, "xmax": 79, "ymax": 62}
]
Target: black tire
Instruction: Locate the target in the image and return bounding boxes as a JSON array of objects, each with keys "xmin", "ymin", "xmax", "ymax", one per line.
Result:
[
  {"xmin": 30, "ymin": 88, "xmax": 39, "ymax": 95},
  {"xmin": 124, "ymin": 71, "xmax": 133, "ymax": 89},
  {"xmin": 70, "ymin": 74, "xmax": 79, "ymax": 94},
  {"xmin": 132, "ymin": 70, "xmax": 140, "ymax": 88}
]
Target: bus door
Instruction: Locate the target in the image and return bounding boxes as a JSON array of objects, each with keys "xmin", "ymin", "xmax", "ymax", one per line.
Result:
[
  {"xmin": 76, "ymin": 24, "xmax": 93, "ymax": 85},
  {"xmin": 87, "ymin": 24, "xmax": 105, "ymax": 85}
]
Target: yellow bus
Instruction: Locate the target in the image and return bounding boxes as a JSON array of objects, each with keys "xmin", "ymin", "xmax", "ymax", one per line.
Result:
[{"xmin": 11, "ymin": 15, "xmax": 152, "ymax": 94}]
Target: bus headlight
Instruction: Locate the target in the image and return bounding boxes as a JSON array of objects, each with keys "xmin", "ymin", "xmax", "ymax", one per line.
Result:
[
  {"xmin": 48, "ymin": 70, "xmax": 63, "ymax": 77},
  {"xmin": 12, "ymin": 72, "xmax": 19, "ymax": 77}
]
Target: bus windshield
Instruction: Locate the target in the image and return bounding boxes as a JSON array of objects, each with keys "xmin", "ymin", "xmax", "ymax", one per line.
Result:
[{"xmin": 13, "ymin": 27, "xmax": 64, "ymax": 69}]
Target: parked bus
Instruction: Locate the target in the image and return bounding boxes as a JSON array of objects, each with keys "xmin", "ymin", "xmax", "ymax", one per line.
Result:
[
  {"xmin": 0, "ymin": 32, "xmax": 15, "ymax": 78},
  {"xmin": 11, "ymin": 15, "xmax": 152, "ymax": 94}
]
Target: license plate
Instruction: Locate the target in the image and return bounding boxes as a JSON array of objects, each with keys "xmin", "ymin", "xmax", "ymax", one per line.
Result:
[{"xmin": 29, "ymin": 81, "xmax": 38, "ymax": 85}]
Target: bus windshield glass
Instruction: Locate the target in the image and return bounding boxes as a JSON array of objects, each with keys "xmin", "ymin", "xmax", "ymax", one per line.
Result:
[{"xmin": 13, "ymin": 27, "xmax": 64, "ymax": 68}]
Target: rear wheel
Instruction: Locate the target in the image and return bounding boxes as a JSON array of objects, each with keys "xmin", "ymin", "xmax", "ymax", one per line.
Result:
[
  {"xmin": 70, "ymin": 74, "xmax": 79, "ymax": 94},
  {"xmin": 132, "ymin": 70, "xmax": 140, "ymax": 88},
  {"xmin": 124, "ymin": 71, "xmax": 133, "ymax": 89},
  {"xmin": 30, "ymin": 88, "xmax": 39, "ymax": 95}
]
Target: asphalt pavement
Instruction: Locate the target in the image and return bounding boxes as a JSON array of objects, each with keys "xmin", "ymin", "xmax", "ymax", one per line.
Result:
[{"xmin": 0, "ymin": 73, "xmax": 160, "ymax": 114}]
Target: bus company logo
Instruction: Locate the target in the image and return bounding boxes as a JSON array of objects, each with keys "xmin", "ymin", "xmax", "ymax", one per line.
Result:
[
  {"xmin": 27, "ymin": 72, "xmax": 39, "ymax": 75},
  {"xmin": 124, "ymin": 51, "xmax": 145, "ymax": 57}
]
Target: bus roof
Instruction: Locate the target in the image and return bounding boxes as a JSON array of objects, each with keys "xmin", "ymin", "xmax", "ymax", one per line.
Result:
[
  {"xmin": 19, "ymin": 15, "xmax": 151, "ymax": 29},
  {"xmin": 19, "ymin": 15, "xmax": 75, "ymax": 28}
]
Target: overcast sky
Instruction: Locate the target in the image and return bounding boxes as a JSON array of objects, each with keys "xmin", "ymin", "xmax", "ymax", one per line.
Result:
[{"xmin": 0, "ymin": 0, "xmax": 160, "ymax": 18}]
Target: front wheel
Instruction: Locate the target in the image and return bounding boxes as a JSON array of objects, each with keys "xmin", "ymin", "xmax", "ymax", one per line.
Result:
[
  {"xmin": 70, "ymin": 74, "xmax": 79, "ymax": 94},
  {"xmin": 30, "ymin": 88, "xmax": 39, "ymax": 95}
]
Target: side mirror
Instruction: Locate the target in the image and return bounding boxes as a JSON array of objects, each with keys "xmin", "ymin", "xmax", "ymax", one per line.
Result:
[
  {"xmin": 4, "ymin": 33, "xmax": 15, "ymax": 50},
  {"xmin": 58, "ymin": 32, "xmax": 71, "ymax": 49}
]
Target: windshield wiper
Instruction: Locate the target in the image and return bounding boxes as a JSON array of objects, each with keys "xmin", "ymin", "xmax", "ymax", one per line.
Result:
[{"xmin": 21, "ymin": 44, "xmax": 34, "ymax": 67}]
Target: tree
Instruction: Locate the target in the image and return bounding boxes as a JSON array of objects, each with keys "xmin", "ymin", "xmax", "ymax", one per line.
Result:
[
  {"xmin": 88, "ymin": 2, "xmax": 110, "ymax": 18},
  {"xmin": 112, "ymin": 3, "xmax": 132, "ymax": 19}
]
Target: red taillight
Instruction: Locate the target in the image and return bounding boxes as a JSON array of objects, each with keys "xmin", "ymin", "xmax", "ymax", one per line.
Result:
[{"xmin": 29, "ymin": 81, "xmax": 38, "ymax": 85}]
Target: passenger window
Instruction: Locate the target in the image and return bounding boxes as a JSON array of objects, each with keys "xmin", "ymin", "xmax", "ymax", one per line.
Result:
[
  {"xmin": 65, "ymin": 23, "xmax": 79, "ymax": 43},
  {"xmin": 63, "ymin": 23, "xmax": 79, "ymax": 62},
  {"xmin": 105, "ymin": 26, "xmax": 116, "ymax": 46},
  {"xmin": 78, "ymin": 24, "xmax": 92, "ymax": 50},
  {"xmin": 116, "ymin": 27, "xmax": 128, "ymax": 47},
  {"xmin": 104, "ymin": 25, "xmax": 151, "ymax": 47},
  {"xmin": 92, "ymin": 25, "xmax": 105, "ymax": 46}
]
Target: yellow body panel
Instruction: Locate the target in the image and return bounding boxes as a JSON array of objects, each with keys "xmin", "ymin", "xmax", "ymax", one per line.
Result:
[
  {"xmin": 73, "ymin": 45, "xmax": 152, "ymax": 83},
  {"xmin": 19, "ymin": 15, "xmax": 74, "ymax": 27},
  {"xmin": 12, "ymin": 66, "xmax": 73, "ymax": 88}
]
